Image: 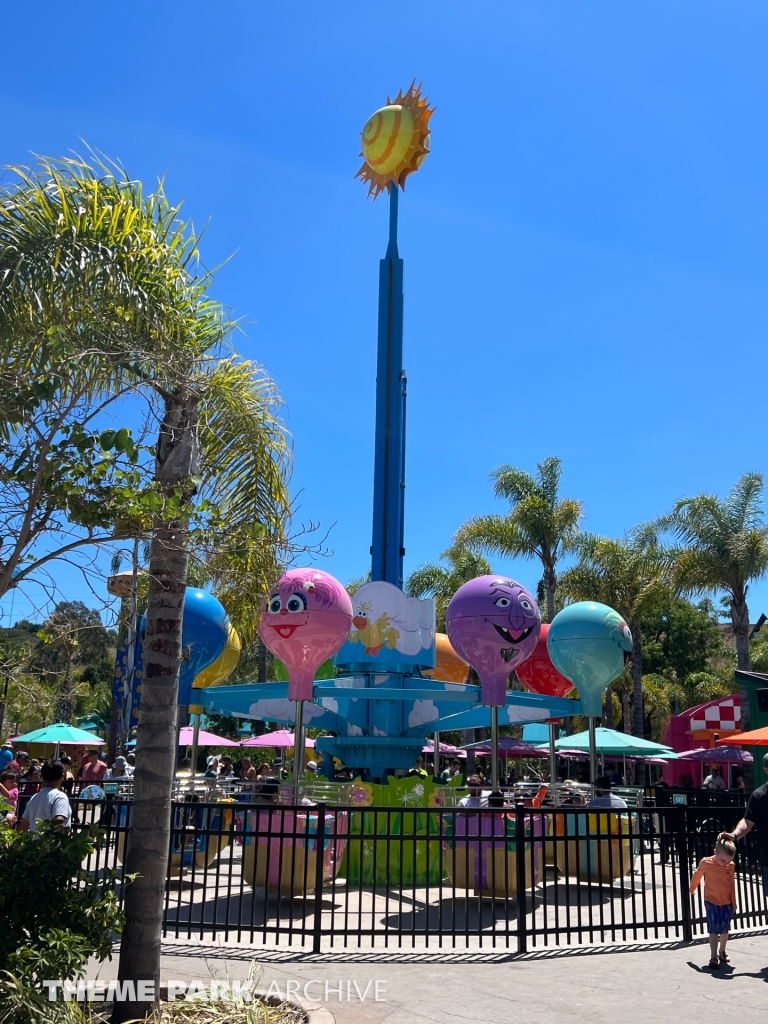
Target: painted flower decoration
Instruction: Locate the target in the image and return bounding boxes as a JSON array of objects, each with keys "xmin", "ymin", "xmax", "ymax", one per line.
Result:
[{"xmin": 350, "ymin": 783, "xmax": 374, "ymax": 807}]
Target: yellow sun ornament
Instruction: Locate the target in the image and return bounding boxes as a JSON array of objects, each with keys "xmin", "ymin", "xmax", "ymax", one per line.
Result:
[{"xmin": 356, "ymin": 82, "xmax": 435, "ymax": 199}]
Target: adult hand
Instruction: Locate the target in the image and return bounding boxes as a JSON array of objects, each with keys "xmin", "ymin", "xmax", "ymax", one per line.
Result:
[{"xmin": 718, "ymin": 830, "xmax": 736, "ymax": 842}]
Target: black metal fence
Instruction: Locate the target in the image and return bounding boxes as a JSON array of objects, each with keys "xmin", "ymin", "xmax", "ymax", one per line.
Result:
[{"xmin": 65, "ymin": 797, "xmax": 767, "ymax": 952}]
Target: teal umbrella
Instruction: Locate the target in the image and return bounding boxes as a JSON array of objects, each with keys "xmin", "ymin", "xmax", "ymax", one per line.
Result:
[
  {"xmin": 12, "ymin": 723, "xmax": 105, "ymax": 746},
  {"xmin": 551, "ymin": 727, "xmax": 678, "ymax": 758}
]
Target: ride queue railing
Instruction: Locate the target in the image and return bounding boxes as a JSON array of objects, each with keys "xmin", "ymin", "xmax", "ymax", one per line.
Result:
[{"xmin": 53, "ymin": 797, "xmax": 767, "ymax": 952}]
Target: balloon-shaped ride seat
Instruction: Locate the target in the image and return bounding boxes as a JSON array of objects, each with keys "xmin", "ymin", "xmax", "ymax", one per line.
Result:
[
  {"xmin": 242, "ymin": 804, "xmax": 349, "ymax": 895},
  {"xmin": 441, "ymin": 810, "xmax": 544, "ymax": 898},
  {"xmin": 552, "ymin": 809, "xmax": 637, "ymax": 882},
  {"xmin": 113, "ymin": 798, "xmax": 235, "ymax": 876}
]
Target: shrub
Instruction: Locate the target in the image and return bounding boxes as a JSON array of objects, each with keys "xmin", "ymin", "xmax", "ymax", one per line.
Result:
[{"xmin": 0, "ymin": 821, "xmax": 124, "ymax": 986}]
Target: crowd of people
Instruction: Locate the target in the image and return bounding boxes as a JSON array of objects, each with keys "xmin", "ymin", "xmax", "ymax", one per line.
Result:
[{"xmin": 0, "ymin": 741, "xmax": 138, "ymax": 815}]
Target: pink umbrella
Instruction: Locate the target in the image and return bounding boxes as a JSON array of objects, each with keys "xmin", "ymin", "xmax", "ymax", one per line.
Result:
[
  {"xmin": 241, "ymin": 729, "xmax": 315, "ymax": 749},
  {"xmin": 178, "ymin": 727, "xmax": 239, "ymax": 747},
  {"xmin": 422, "ymin": 741, "xmax": 466, "ymax": 757}
]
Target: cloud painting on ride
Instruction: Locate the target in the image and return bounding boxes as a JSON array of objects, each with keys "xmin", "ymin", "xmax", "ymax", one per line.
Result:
[{"xmin": 334, "ymin": 581, "xmax": 436, "ymax": 672}]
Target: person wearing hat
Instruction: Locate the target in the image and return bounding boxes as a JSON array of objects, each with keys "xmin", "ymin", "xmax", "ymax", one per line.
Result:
[
  {"xmin": 0, "ymin": 741, "xmax": 13, "ymax": 772},
  {"xmin": 106, "ymin": 756, "xmax": 132, "ymax": 779},
  {"xmin": 720, "ymin": 751, "xmax": 768, "ymax": 902},
  {"xmin": 306, "ymin": 760, "xmax": 318, "ymax": 774}
]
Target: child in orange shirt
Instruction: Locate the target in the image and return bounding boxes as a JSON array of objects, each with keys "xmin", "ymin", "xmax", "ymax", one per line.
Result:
[{"xmin": 689, "ymin": 838, "xmax": 736, "ymax": 969}]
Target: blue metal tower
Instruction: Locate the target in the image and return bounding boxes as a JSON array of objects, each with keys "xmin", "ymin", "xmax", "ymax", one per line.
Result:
[{"xmin": 370, "ymin": 186, "xmax": 406, "ymax": 588}]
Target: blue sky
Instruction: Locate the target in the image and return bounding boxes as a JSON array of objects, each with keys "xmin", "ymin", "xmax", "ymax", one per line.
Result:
[{"xmin": 2, "ymin": 2, "xmax": 768, "ymax": 627}]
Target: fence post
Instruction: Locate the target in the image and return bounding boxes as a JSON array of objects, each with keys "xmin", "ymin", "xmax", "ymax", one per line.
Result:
[
  {"xmin": 674, "ymin": 807, "xmax": 693, "ymax": 942},
  {"xmin": 312, "ymin": 803, "xmax": 326, "ymax": 953},
  {"xmin": 515, "ymin": 803, "xmax": 528, "ymax": 954}
]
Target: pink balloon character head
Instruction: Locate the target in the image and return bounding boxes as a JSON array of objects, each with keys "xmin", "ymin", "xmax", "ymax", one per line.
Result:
[
  {"xmin": 446, "ymin": 575, "xmax": 541, "ymax": 706},
  {"xmin": 258, "ymin": 568, "xmax": 353, "ymax": 700}
]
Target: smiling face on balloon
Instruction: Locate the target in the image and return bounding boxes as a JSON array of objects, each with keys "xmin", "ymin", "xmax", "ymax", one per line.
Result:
[
  {"xmin": 258, "ymin": 568, "xmax": 353, "ymax": 700},
  {"xmin": 265, "ymin": 587, "xmax": 310, "ymax": 639},
  {"xmin": 481, "ymin": 579, "xmax": 540, "ymax": 662},
  {"xmin": 446, "ymin": 575, "xmax": 542, "ymax": 705}
]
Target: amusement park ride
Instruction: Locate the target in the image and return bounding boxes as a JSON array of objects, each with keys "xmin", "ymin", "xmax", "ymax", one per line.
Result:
[{"xmin": 112, "ymin": 84, "xmax": 633, "ymax": 792}]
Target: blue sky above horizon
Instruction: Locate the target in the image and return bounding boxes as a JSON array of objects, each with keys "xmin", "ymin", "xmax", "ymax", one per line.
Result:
[{"xmin": 2, "ymin": 2, "xmax": 768, "ymax": 628}]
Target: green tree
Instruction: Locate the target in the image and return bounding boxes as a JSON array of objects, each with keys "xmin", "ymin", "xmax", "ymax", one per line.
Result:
[
  {"xmin": 405, "ymin": 548, "xmax": 491, "ymax": 631},
  {"xmin": 34, "ymin": 601, "xmax": 110, "ymax": 723},
  {"xmin": 640, "ymin": 598, "xmax": 725, "ymax": 681},
  {"xmin": 654, "ymin": 472, "xmax": 768, "ymax": 672},
  {"xmin": 0, "ymin": 821, "xmax": 123, "ymax": 987},
  {"xmin": 0, "ymin": 156, "xmax": 291, "ymax": 1020},
  {"xmin": 558, "ymin": 535, "xmax": 671, "ymax": 738},
  {"xmin": 453, "ymin": 457, "xmax": 582, "ymax": 621},
  {"xmin": 345, "ymin": 570, "xmax": 371, "ymax": 597}
]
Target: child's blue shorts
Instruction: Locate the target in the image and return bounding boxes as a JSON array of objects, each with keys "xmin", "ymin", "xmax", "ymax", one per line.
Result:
[{"xmin": 705, "ymin": 901, "xmax": 733, "ymax": 935}]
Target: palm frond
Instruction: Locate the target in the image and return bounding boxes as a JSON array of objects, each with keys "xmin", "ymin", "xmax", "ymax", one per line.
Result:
[
  {"xmin": 196, "ymin": 357, "xmax": 291, "ymax": 532},
  {"xmin": 655, "ymin": 473, "xmax": 768, "ymax": 606},
  {"xmin": 405, "ymin": 563, "xmax": 451, "ymax": 598},
  {"xmin": 453, "ymin": 514, "xmax": 537, "ymax": 559}
]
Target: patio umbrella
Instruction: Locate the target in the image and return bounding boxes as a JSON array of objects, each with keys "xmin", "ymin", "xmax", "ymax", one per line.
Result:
[
  {"xmin": 719, "ymin": 726, "xmax": 768, "ymax": 746},
  {"xmin": 679, "ymin": 745, "xmax": 753, "ymax": 764},
  {"xmin": 422, "ymin": 741, "xmax": 466, "ymax": 756},
  {"xmin": 553, "ymin": 727, "xmax": 675, "ymax": 757},
  {"xmin": 178, "ymin": 727, "xmax": 239, "ymax": 747},
  {"xmin": 12, "ymin": 723, "xmax": 105, "ymax": 746},
  {"xmin": 463, "ymin": 737, "xmax": 548, "ymax": 758},
  {"xmin": 241, "ymin": 729, "xmax": 315, "ymax": 748}
]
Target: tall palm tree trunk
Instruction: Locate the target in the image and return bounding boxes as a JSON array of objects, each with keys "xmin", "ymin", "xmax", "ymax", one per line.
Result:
[
  {"xmin": 54, "ymin": 658, "xmax": 74, "ymax": 723},
  {"xmin": 622, "ymin": 685, "xmax": 631, "ymax": 734},
  {"xmin": 731, "ymin": 591, "xmax": 752, "ymax": 731},
  {"xmin": 113, "ymin": 390, "xmax": 198, "ymax": 1023},
  {"xmin": 630, "ymin": 620, "xmax": 645, "ymax": 784},
  {"xmin": 257, "ymin": 638, "xmax": 268, "ymax": 683},
  {"xmin": 604, "ymin": 685, "xmax": 615, "ymax": 729},
  {"xmin": 542, "ymin": 563, "xmax": 556, "ymax": 623},
  {"xmin": 731, "ymin": 592, "xmax": 751, "ymax": 671}
]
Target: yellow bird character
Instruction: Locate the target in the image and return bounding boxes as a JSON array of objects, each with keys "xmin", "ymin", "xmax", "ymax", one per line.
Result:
[{"xmin": 349, "ymin": 602, "xmax": 401, "ymax": 656}]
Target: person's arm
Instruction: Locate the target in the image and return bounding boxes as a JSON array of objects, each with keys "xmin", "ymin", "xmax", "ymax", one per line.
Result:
[
  {"xmin": 51, "ymin": 791, "xmax": 69, "ymax": 825},
  {"xmin": 730, "ymin": 866, "xmax": 737, "ymax": 909},
  {"xmin": 689, "ymin": 859, "xmax": 706, "ymax": 894},
  {"xmin": 719, "ymin": 817, "xmax": 755, "ymax": 843}
]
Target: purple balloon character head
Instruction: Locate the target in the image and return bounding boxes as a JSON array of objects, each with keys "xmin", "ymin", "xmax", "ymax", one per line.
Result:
[{"xmin": 446, "ymin": 576, "xmax": 541, "ymax": 706}]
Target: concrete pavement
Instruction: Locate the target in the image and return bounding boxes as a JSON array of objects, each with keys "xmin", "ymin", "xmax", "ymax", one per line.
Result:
[{"xmin": 93, "ymin": 930, "xmax": 768, "ymax": 1023}]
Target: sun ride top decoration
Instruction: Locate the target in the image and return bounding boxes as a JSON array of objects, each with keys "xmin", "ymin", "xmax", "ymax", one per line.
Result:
[{"xmin": 355, "ymin": 82, "xmax": 435, "ymax": 198}]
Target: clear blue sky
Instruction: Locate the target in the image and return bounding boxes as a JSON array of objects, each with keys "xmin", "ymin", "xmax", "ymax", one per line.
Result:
[{"xmin": 2, "ymin": 2, "xmax": 768, "ymax": 626}]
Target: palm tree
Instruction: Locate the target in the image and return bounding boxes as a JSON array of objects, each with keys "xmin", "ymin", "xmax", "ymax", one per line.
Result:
[
  {"xmin": 406, "ymin": 548, "xmax": 491, "ymax": 630},
  {"xmin": 653, "ymin": 473, "xmax": 768, "ymax": 673},
  {"xmin": 558, "ymin": 534, "xmax": 671, "ymax": 738},
  {"xmin": 0, "ymin": 156, "xmax": 291, "ymax": 1019},
  {"xmin": 453, "ymin": 457, "xmax": 582, "ymax": 621}
]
